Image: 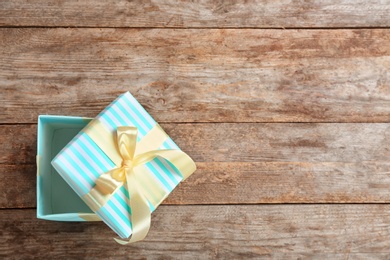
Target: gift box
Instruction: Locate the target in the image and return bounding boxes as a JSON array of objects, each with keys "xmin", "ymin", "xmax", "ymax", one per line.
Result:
[
  {"xmin": 51, "ymin": 92, "xmax": 196, "ymax": 243},
  {"xmin": 36, "ymin": 115, "xmax": 100, "ymax": 221}
]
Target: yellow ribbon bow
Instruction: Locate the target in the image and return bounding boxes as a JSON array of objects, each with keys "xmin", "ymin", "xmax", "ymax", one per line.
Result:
[{"xmin": 83, "ymin": 126, "xmax": 196, "ymax": 244}]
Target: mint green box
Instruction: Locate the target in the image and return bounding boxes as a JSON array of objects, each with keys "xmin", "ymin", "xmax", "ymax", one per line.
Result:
[{"xmin": 36, "ymin": 115, "xmax": 101, "ymax": 221}]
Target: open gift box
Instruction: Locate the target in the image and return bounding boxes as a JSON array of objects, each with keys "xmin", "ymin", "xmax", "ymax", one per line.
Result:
[
  {"xmin": 36, "ymin": 115, "xmax": 101, "ymax": 221},
  {"xmin": 37, "ymin": 92, "xmax": 196, "ymax": 243}
]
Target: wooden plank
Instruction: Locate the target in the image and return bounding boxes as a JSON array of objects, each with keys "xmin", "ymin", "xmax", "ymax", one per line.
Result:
[
  {"xmin": 1, "ymin": 28, "xmax": 389, "ymax": 124},
  {"xmin": 3, "ymin": 161, "xmax": 390, "ymax": 208},
  {"xmin": 2, "ymin": 123, "xmax": 389, "ymax": 165},
  {"xmin": 1, "ymin": 1, "xmax": 390, "ymax": 28},
  {"xmin": 2, "ymin": 205, "xmax": 390, "ymax": 258},
  {"xmin": 2, "ymin": 123, "xmax": 390, "ymax": 207}
]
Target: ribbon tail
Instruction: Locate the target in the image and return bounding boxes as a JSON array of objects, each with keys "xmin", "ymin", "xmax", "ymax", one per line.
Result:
[{"xmin": 114, "ymin": 168, "xmax": 152, "ymax": 245}]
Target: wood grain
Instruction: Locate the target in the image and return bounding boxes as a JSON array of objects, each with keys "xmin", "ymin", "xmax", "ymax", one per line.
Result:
[
  {"xmin": 166, "ymin": 161, "xmax": 390, "ymax": 205},
  {"xmin": 1, "ymin": 165, "xmax": 35, "ymax": 208},
  {"xmin": 1, "ymin": 29, "xmax": 389, "ymax": 124},
  {"xmin": 2, "ymin": 123, "xmax": 389, "ymax": 165},
  {"xmin": 1, "ymin": 0, "xmax": 390, "ymax": 28},
  {"xmin": 2, "ymin": 205, "xmax": 390, "ymax": 258}
]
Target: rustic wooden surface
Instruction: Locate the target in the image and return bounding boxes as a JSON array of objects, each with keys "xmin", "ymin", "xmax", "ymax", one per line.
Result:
[{"xmin": 1, "ymin": 1, "xmax": 390, "ymax": 259}]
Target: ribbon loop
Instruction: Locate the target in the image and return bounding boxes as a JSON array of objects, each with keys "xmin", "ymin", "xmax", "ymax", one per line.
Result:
[{"xmin": 117, "ymin": 126, "xmax": 138, "ymax": 162}]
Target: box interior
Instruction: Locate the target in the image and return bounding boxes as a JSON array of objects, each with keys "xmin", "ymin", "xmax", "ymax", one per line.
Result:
[{"xmin": 37, "ymin": 116, "xmax": 93, "ymax": 219}]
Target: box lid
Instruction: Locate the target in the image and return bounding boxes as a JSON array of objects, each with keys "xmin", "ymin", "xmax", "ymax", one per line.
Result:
[{"xmin": 51, "ymin": 92, "xmax": 195, "ymax": 240}]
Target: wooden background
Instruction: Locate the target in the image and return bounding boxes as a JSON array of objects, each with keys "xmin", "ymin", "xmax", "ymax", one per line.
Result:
[{"xmin": 1, "ymin": 1, "xmax": 390, "ymax": 259}]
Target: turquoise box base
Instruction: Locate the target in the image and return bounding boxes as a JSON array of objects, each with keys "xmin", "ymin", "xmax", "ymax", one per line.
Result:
[{"xmin": 37, "ymin": 115, "xmax": 99, "ymax": 221}]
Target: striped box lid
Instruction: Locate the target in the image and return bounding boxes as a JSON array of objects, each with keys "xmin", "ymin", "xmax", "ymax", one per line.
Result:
[{"xmin": 52, "ymin": 92, "xmax": 185, "ymax": 239}]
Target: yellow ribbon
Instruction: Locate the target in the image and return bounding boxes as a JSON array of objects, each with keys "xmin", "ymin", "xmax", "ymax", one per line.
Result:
[{"xmin": 82, "ymin": 125, "xmax": 196, "ymax": 244}]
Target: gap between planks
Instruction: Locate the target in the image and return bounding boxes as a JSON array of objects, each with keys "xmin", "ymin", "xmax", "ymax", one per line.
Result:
[
  {"xmin": 1, "ymin": 0, "xmax": 390, "ymax": 28},
  {"xmin": 2, "ymin": 26, "xmax": 390, "ymax": 30}
]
